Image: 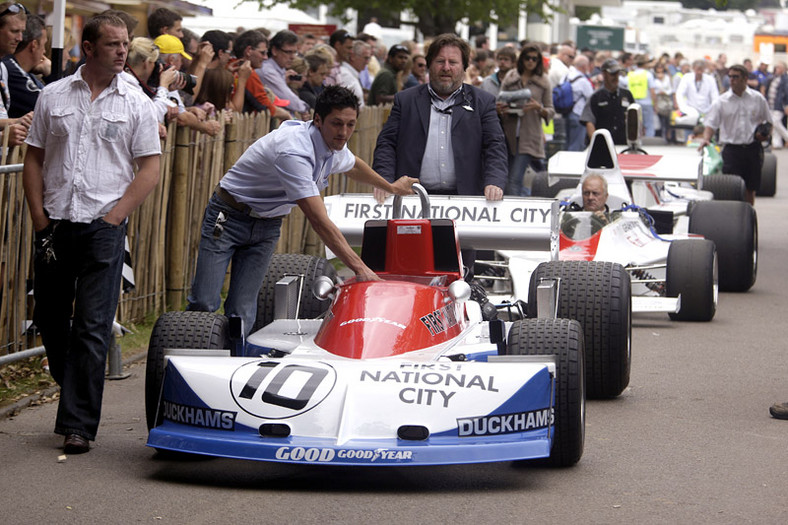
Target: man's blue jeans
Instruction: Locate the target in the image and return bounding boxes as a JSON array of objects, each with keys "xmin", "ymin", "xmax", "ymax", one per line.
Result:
[
  {"xmin": 507, "ymin": 153, "xmax": 546, "ymax": 196},
  {"xmin": 641, "ymin": 103, "xmax": 656, "ymax": 137},
  {"xmin": 565, "ymin": 113, "xmax": 587, "ymax": 151},
  {"xmin": 187, "ymin": 195, "xmax": 282, "ymax": 336},
  {"xmin": 33, "ymin": 218, "xmax": 126, "ymax": 441}
]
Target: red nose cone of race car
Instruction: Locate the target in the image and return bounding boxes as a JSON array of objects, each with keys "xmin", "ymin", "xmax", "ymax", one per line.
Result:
[
  {"xmin": 314, "ymin": 280, "xmax": 465, "ymax": 359},
  {"xmin": 559, "ymin": 230, "xmax": 602, "ymax": 261}
]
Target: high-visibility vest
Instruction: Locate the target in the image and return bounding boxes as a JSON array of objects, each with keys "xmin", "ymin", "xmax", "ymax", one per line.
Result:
[{"xmin": 628, "ymin": 69, "xmax": 649, "ymax": 100}]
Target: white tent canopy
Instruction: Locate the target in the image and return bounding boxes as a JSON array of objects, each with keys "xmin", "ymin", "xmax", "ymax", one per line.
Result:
[{"xmin": 182, "ymin": 1, "xmax": 321, "ymax": 35}]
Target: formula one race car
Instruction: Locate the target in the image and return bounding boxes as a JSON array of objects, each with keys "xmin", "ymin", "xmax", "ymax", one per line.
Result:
[{"xmin": 145, "ymin": 186, "xmax": 586, "ymax": 467}]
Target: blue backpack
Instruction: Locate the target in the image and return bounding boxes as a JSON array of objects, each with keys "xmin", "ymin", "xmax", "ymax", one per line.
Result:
[{"xmin": 552, "ymin": 76, "xmax": 582, "ymax": 115}]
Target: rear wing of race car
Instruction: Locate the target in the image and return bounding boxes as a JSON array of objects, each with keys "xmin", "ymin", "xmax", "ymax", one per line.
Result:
[
  {"xmin": 324, "ymin": 192, "xmax": 559, "ymax": 257},
  {"xmin": 548, "ymin": 125, "xmax": 703, "ymax": 186}
]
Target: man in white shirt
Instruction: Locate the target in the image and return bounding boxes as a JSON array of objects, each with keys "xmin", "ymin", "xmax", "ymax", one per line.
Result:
[
  {"xmin": 338, "ymin": 40, "xmax": 371, "ymax": 107},
  {"xmin": 548, "ymin": 44, "xmax": 575, "ymax": 89},
  {"xmin": 675, "ymin": 59, "xmax": 719, "ymax": 116},
  {"xmin": 22, "ymin": 14, "xmax": 161, "ymax": 454},
  {"xmin": 698, "ymin": 64, "xmax": 772, "ymax": 205}
]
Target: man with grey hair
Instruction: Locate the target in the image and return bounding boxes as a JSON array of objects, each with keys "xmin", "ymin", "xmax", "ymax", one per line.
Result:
[
  {"xmin": 675, "ymin": 59, "xmax": 719, "ymax": 116},
  {"xmin": 338, "ymin": 39, "xmax": 371, "ymax": 107},
  {"xmin": 565, "ymin": 54, "xmax": 594, "ymax": 150},
  {"xmin": 582, "ymin": 173, "xmax": 609, "ymax": 215}
]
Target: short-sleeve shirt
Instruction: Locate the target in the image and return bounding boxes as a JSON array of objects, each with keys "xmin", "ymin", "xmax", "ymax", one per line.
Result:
[
  {"xmin": 219, "ymin": 120, "xmax": 356, "ymax": 217},
  {"xmin": 25, "ymin": 65, "xmax": 161, "ymax": 223},
  {"xmin": 580, "ymin": 86, "xmax": 635, "ymax": 145}
]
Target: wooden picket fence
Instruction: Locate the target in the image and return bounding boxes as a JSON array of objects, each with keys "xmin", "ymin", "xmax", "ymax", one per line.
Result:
[{"xmin": 0, "ymin": 105, "xmax": 391, "ymax": 357}]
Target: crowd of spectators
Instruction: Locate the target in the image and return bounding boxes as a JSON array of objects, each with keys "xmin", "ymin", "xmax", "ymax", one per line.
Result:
[{"xmin": 5, "ymin": 5, "xmax": 783, "ymax": 187}]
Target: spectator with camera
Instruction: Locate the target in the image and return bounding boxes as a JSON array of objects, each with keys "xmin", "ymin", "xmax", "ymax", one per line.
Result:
[
  {"xmin": 232, "ymin": 29, "xmax": 290, "ymax": 120},
  {"xmin": 257, "ymin": 30, "xmax": 311, "ymax": 120},
  {"xmin": 153, "ymin": 34, "xmax": 222, "ymax": 136},
  {"xmin": 124, "ymin": 37, "xmax": 183, "ymax": 138}
]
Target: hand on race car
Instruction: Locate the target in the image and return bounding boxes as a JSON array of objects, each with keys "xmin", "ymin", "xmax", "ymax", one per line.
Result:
[
  {"xmin": 484, "ymin": 185, "xmax": 503, "ymax": 201},
  {"xmin": 390, "ymin": 176, "xmax": 419, "ymax": 195},
  {"xmin": 355, "ymin": 266, "xmax": 382, "ymax": 282}
]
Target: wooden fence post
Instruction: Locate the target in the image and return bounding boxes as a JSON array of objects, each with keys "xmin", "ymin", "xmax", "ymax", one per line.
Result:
[{"xmin": 166, "ymin": 126, "xmax": 191, "ymax": 310}]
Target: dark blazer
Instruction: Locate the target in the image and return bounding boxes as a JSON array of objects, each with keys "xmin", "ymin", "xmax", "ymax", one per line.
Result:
[{"xmin": 372, "ymin": 83, "xmax": 508, "ymax": 195}]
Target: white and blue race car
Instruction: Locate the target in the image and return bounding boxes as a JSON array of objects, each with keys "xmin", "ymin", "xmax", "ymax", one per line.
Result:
[{"xmin": 145, "ymin": 186, "xmax": 589, "ymax": 467}]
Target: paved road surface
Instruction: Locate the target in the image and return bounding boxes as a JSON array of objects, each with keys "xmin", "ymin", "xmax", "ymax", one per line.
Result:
[{"xmin": 2, "ymin": 150, "xmax": 787, "ymax": 524}]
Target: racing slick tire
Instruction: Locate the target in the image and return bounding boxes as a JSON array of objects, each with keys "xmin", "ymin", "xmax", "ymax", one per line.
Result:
[
  {"xmin": 507, "ymin": 318, "xmax": 584, "ymax": 467},
  {"xmin": 527, "ymin": 261, "xmax": 631, "ymax": 399},
  {"xmin": 253, "ymin": 254, "xmax": 337, "ymax": 332},
  {"xmin": 530, "ymin": 172, "xmax": 578, "ymax": 198},
  {"xmin": 666, "ymin": 239, "xmax": 718, "ymax": 322},
  {"xmin": 703, "ymin": 174, "xmax": 746, "ymax": 201},
  {"xmin": 689, "ymin": 201, "xmax": 757, "ymax": 292},
  {"xmin": 145, "ymin": 311, "xmax": 230, "ymax": 431},
  {"xmin": 757, "ymin": 152, "xmax": 777, "ymax": 197}
]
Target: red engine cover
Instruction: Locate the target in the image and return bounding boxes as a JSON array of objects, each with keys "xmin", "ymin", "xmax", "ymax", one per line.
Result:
[{"xmin": 313, "ymin": 280, "xmax": 465, "ymax": 359}]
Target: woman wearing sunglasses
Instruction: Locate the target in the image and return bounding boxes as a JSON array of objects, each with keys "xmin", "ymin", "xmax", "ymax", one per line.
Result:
[{"xmin": 499, "ymin": 44, "xmax": 554, "ymax": 196}]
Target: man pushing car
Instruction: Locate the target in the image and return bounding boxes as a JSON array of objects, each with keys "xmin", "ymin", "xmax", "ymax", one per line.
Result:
[{"xmin": 186, "ymin": 85, "xmax": 417, "ymax": 335}]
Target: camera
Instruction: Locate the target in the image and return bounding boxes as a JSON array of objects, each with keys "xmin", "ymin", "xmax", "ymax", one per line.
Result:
[
  {"xmin": 148, "ymin": 60, "xmax": 198, "ymax": 95},
  {"xmin": 288, "ymin": 74, "xmax": 302, "ymax": 82}
]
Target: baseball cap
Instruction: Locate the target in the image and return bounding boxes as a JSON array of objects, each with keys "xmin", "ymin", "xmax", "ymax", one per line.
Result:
[
  {"xmin": 154, "ymin": 34, "xmax": 192, "ymax": 60},
  {"xmin": 388, "ymin": 44, "xmax": 410, "ymax": 57},
  {"xmin": 601, "ymin": 58, "xmax": 621, "ymax": 74}
]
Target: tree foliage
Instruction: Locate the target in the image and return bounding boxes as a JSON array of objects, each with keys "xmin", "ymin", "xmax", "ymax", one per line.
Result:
[{"xmin": 257, "ymin": 0, "xmax": 554, "ymax": 37}]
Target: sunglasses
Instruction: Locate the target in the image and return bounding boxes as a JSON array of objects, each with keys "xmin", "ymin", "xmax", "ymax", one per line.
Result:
[
  {"xmin": 524, "ymin": 55, "xmax": 540, "ymax": 62},
  {"xmin": 728, "ymin": 74, "xmax": 743, "ymax": 80},
  {"xmin": 0, "ymin": 3, "xmax": 29, "ymax": 18}
]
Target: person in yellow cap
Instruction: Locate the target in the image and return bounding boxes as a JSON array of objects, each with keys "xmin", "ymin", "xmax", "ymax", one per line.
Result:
[{"xmin": 154, "ymin": 34, "xmax": 222, "ymax": 136}]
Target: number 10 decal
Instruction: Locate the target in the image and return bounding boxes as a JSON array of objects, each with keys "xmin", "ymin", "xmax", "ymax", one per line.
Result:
[{"xmin": 231, "ymin": 360, "xmax": 336, "ymax": 419}]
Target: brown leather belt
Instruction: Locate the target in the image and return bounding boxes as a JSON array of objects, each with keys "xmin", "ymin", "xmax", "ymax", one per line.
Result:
[{"xmin": 213, "ymin": 185, "xmax": 283, "ymax": 220}]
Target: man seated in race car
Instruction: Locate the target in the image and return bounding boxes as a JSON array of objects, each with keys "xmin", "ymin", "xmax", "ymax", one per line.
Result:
[{"xmin": 582, "ymin": 173, "xmax": 609, "ymax": 220}]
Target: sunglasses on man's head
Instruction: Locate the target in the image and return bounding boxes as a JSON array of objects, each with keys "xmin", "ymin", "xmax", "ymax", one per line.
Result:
[{"xmin": 0, "ymin": 3, "xmax": 29, "ymax": 18}]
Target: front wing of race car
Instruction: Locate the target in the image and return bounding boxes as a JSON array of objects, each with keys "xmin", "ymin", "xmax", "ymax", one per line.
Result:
[{"xmin": 147, "ymin": 355, "xmax": 557, "ymax": 466}]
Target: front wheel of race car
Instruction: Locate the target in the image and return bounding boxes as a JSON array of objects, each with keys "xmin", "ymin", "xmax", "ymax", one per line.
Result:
[
  {"xmin": 507, "ymin": 318, "xmax": 585, "ymax": 467},
  {"xmin": 689, "ymin": 201, "xmax": 757, "ymax": 292},
  {"xmin": 757, "ymin": 152, "xmax": 777, "ymax": 197},
  {"xmin": 253, "ymin": 254, "xmax": 337, "ymax": 331},
  {"xmin": 666, "ymin": 239, "xmax": 717, "ymax": 322},
  {"xmin": 703, "ymin": 174, "xmax": 746, "ymax": 201},
  {"xmin": 527, "ymin": 261, "xmax": 631, "ymax": 398},
  {"xmin": 145, "ymin": 311, "xmax": 230, "ymax": 431}
]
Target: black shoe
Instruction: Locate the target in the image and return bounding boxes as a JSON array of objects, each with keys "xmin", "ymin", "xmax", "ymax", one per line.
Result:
[
  {"xmin": 769, "ymin": 403, "xmax": 788, "ymax": 420},
  {"xmin": 64, "ymin": 434, "xmax": 90, "ymax": 454}
]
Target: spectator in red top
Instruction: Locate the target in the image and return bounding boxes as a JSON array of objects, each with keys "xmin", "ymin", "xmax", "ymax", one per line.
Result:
[{"xmin": 233, "ymin": 29, "xmax": 291, "ymax": 120}]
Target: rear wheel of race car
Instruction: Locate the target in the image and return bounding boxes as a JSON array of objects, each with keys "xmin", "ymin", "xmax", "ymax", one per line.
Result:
[
  {"xmin": 507, "ymin": 318, "xmax": 584, "ymax": 467},
  {"xmin": 757, "ymin": 152, "xmax": 777, "ymax": 197},
  {"xmin": 145, "ymin": 311, "xmax": 230, "ymax": 431},
  {"xmin": 527, "ymin": 261, "xmax": 631, "ymax": 398},
  {"xmin": 703, "ymin": 174, "xmax": 746, "ymax": 201},
  {"xmin": 530, "ymin": 172, "xmax": 578, "ymax": 198},
  {"xmin": 666, "ymin": 239, "xmax": 717, "ymax": 322},
  {"xmin": 689, "ymin": 201, "xmax": 757, "ymax": 292},
  {"xmin": 252, "ymin": 254, "xmax": 337, "ymax": 331}
]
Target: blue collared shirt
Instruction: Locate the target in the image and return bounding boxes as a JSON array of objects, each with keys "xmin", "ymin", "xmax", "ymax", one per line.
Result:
[
  {"xmin": 257, "ymin": 60, "xmax": 310, "ymax": 114},
  {"xmin": 219, "ymin": 120, "xmax": 356, "ymax": 217},
  {"xmin": 418, "ymin": 85, "xmax": 463, "ymax": 191}
]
